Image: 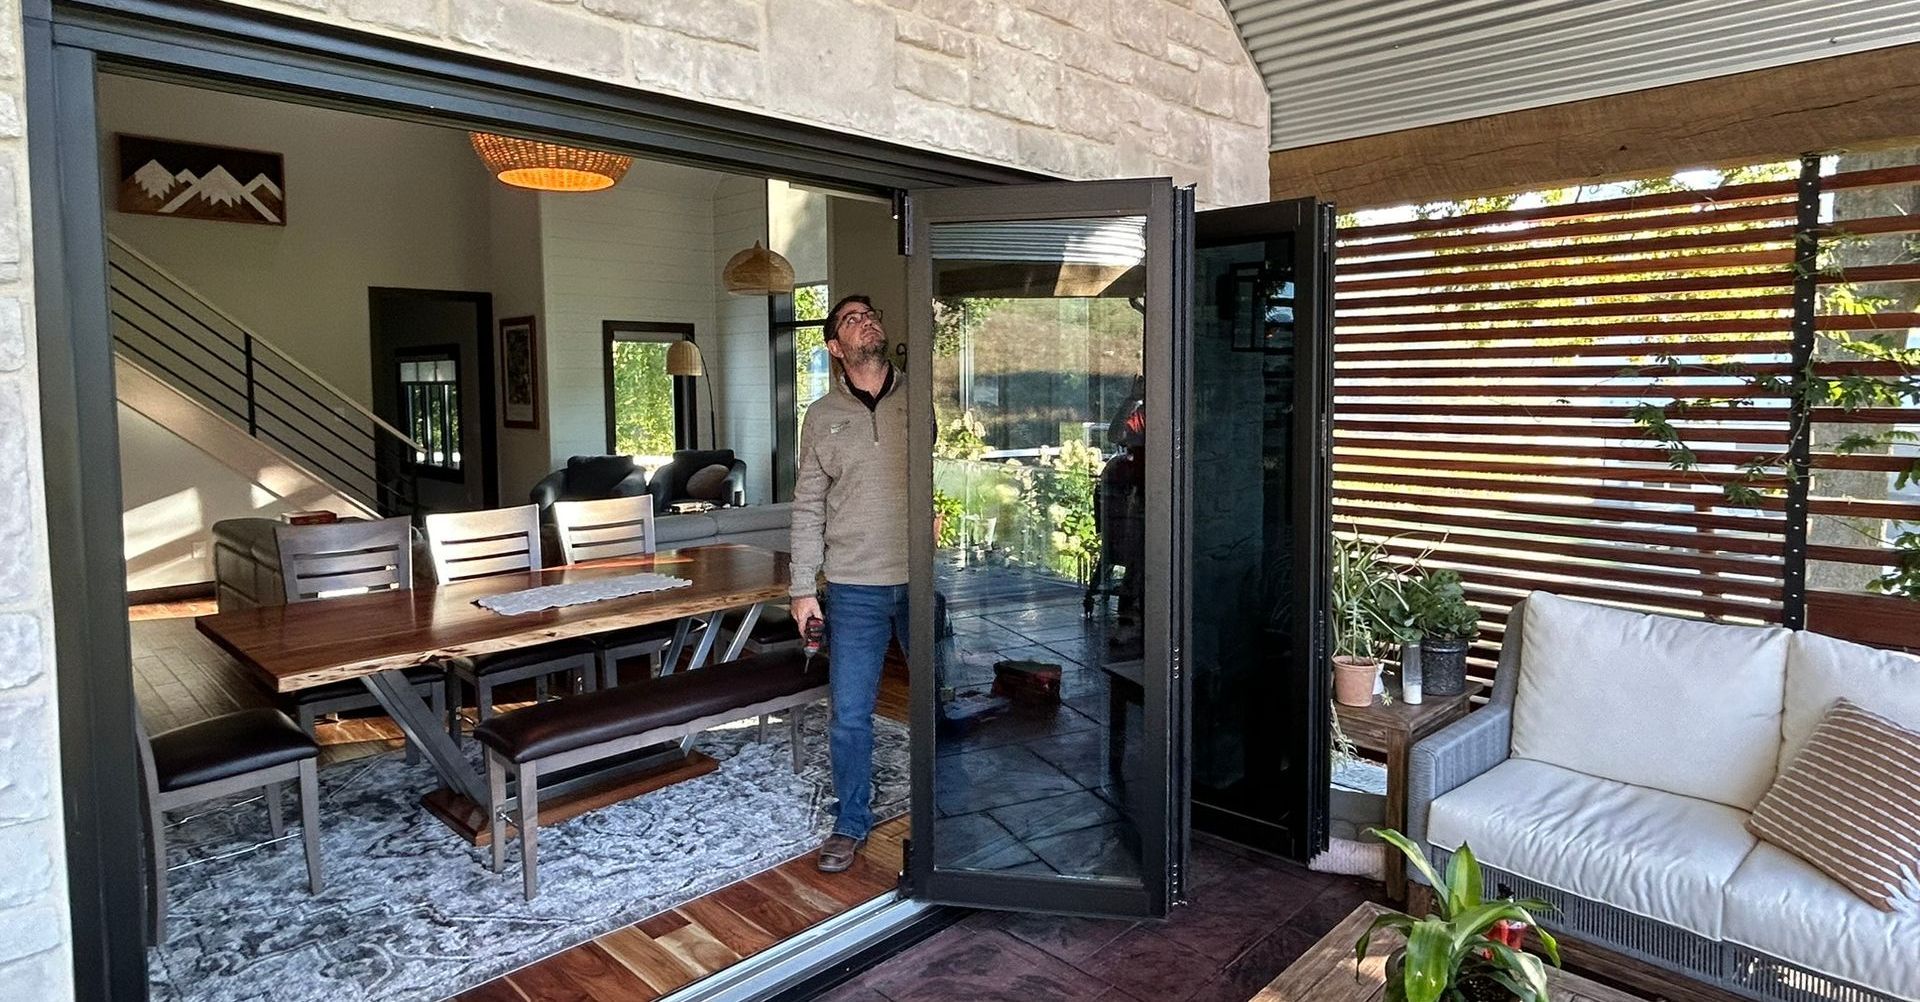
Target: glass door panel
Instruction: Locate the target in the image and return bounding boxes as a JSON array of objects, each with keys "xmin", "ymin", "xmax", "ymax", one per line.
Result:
[
  {"xmin": 1188, "ymin": 198, "xmax": 1335, "ymax": 860},
  {"xmin": 906, "ymin": 180, "xmax": 1190, "ymax": 919}
]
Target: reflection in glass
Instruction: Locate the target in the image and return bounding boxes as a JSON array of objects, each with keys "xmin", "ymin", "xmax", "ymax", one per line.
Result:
[
  {"xmin": 1190, "ymin": 235, "xmax": 1301, "ymax": 840},
  {"xmin": 929, "ymin": 216, "xmax": 1148, "ymax": 883}
]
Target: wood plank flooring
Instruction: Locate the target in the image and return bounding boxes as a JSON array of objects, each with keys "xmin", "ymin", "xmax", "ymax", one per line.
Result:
[{"xmin": 452, "ymin": 815, "xmax": 908, "ymax": 1002}]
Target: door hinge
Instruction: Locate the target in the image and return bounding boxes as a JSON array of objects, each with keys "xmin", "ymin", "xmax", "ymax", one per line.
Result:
[{"xmin": 1169, "ymin": 644, "xmax": 1182, "ymax": 681}]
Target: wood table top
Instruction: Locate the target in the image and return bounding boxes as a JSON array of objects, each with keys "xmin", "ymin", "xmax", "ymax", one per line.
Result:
[
  {"xmin": 1334, "ymin": 682, "xmax": 1484, "ymax": 745},
  {"xmin": 197, "ymin": 544, "xmax": 792, "ymax": 694},
  {"xmin": 1251, "ymin": 902, "xmax": 1643, "ymax": 1002}
]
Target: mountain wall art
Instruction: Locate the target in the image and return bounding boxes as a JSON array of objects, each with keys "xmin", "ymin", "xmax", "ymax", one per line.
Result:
[{"xmin": 116, "ymin": 134, "xmax": 285, "ymax": 226}]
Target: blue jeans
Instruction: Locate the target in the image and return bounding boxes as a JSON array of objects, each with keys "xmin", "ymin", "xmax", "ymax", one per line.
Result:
[{"xmin": 823, "ymin": 582, "xmax": 908, "ymax": 841}]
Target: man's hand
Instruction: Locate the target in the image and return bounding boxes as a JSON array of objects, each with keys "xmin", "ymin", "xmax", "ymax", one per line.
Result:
[{"xmin": 790, "ymin": 595, "xmax": 823, "ymax": 637}]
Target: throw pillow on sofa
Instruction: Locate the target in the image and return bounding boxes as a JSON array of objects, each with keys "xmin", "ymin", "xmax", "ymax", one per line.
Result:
[
  {"xmin": 1747, "ymin": 698, "xmax": 1920, "ymax": 913},
  {"xmin": 685, "ymin": 463, "xmax": 733, "ymax": 502}
]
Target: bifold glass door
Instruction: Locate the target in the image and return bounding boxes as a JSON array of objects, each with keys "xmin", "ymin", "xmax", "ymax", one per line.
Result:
[
  {"xmin": 904, "ymin": 179, "xmax": 1192, "ymax": 918},
  {"xmin": 1188, "ymin": 198, "xmax": 1335, "ymax": 860}
]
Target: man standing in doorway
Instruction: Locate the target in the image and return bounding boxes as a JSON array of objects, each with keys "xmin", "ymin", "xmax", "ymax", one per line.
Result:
[{"xmin": 790, "ymin": 294, "xmax": 908, "ymax": 873}]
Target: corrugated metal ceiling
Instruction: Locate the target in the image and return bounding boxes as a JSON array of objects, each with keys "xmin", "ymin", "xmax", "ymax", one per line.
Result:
[{"xmin": 1229, "ymin": 0, "xmax": 1920, "ymax": 151}]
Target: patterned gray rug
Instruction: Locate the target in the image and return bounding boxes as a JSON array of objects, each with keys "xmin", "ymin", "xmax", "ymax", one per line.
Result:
[{"xmin": 147, "ymin": 710, "xmax": 909, "ymax": 1002}]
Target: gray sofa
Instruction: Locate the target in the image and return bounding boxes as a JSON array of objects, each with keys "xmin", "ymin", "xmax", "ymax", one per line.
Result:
[{"xmin": 1406, "ymin": 592, "xmax": 1919, "ymax": 1002}]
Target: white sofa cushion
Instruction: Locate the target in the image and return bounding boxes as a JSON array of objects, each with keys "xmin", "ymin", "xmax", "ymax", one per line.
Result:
[
  {"xmin": 1428, "ymin": 758, "xmax": 1755, "ymax": 939},
  {"xmin": 1512, "ymin": 591, "xmax": 1790, "ymax": 810},
  {"xmin": 1723, "ymin": 843, "xmax": 1920, "ymax": 1001},
  {"xmin": 1783, "ymin": 630, "xmax": 1920, "ymax": 769}
]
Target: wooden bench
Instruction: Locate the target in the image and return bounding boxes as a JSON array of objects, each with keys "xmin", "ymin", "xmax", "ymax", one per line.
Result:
[{"xmin": 472, "ymin": 649, "xmax": 830, "ymax": 899}]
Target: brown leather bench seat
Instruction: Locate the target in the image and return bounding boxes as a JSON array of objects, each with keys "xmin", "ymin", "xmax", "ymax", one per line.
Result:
[
  {"xmin": 473, "ymin": 648, "xmax": 831, "ymax": 899},
  {"xmin": 474, "ymin": 649, "xmax": 827, "ymax": 763}
]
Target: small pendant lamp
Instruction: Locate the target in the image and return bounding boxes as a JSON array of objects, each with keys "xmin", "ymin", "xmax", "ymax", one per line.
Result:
[
  {"xmin": 469, "ymin": 132, "xmax": 632, "ymax": 192},
  {"xmin": 721, "ymin": 241, "xmax": 796, "ymax": 296}
]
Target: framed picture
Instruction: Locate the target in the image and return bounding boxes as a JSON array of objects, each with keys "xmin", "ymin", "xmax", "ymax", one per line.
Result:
[
  {"xmin": 116, "ymin": 134, "xmax": 286, "ymax": 226},
  {"xmin": 498, "ymin": 316, "xmax": 540, "ymax": 429}
]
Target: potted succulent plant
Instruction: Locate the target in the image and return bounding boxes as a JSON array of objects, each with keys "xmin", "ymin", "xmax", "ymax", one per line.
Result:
[
  {"xmin": 1361, "ymin": 829, "xmax": 1561, "ymax": 1002},
  {"xmin": 1406, "ymin": 569, "xmax": 1479, "ymax": 697}
]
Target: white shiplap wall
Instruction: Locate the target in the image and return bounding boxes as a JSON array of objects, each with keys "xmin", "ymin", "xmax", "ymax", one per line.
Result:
[
  {"xmin": 712, "ymin": 177, "xmax": 773, "ymax": 504},
  {"xmin": 539, "ymin": 161, "xmax": 721, "ymax": 468},
  {"xmin": 1231, "ymin": 0, "xmax": 1920, "ymax": 150}
]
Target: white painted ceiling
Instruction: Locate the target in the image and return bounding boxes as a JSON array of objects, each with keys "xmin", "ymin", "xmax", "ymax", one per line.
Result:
[{"xmin": 1226, "ymin": 0, "xmax": 1920, "ymax": 151}]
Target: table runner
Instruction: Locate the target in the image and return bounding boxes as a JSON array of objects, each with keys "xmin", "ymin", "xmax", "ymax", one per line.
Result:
[{"xmin": 475, "ymin": 572, "xmax": 692, "ymax": 616}]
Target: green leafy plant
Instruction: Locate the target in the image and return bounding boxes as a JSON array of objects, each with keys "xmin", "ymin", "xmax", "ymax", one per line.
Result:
[
  {"xmin": 934, "ymin": 409, "xmax": 989, "ymax": 461},
  {"xmin": 1331, "ymin": 530, "xmax": 1420, "ymax": 660},
  {"xmin": 1869, "ymin": 529, "xmax": 1920, "ymax": 599},
  {"xmin": 1406, "ymin": 569, "xmax": 1481, "ymax": 641},
  {"xmin": 933, "ymin": 489, "xmax": 964, "ymax": 548},
  {"xmin": 1361, "ymin": 829, "xmax": 1561, "ymax": 1002}
]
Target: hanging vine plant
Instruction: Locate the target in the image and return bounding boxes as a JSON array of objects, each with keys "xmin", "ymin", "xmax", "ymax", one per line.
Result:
[{"xmin": 1626, "ymin": 268, "xmax": 1920, "ymax": 601}]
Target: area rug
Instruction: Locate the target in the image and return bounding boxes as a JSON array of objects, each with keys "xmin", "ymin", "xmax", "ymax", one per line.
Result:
[{"xmin": 147, "ymin": 711, "xmax": 909, "ymax": 1002}]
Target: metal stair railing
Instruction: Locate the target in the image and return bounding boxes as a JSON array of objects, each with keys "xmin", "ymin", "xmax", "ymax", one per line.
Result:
[{"xmin": 106, "ymin": 234, "xmax": 425, "ymax": 518}]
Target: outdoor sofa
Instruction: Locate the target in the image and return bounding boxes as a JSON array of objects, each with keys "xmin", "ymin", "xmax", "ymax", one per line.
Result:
[{"xmin": 1406, "ymin": 591, "xmax": 1919, "ymax": 1002}]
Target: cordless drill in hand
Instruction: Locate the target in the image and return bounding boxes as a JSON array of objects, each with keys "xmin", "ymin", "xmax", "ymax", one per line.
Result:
[{"xmin": 802, "ymin": 616, "xmax": 825, "ymax": 671}]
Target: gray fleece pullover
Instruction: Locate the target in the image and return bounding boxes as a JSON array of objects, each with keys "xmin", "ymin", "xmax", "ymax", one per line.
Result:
[{"xmin": 788, "ymin": 367, "xmax": 909, "ymax": 597}]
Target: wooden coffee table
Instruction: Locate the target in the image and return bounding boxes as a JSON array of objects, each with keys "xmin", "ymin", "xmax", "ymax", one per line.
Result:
[{"xmin": 1250, "ymin": 903, "xmax": 1644, "ymax": 1001}]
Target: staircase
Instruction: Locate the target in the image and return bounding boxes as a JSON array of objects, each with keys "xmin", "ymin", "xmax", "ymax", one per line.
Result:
[{"xmin": 107, "ymin": 235, "xmax": 424, "ymax": 519}]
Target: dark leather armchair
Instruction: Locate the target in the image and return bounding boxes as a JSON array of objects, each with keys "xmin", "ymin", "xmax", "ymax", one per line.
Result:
[
  {"xmin": 529, "ymin": 455, "xmax": 651, "ymax": 522},
  {"xmin": 647, "ymin": 449, "xmax": 747, "ymax": 508}
]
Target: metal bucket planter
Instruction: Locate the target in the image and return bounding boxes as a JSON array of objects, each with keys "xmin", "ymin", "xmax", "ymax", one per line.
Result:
[{"xmin": 1420, "ymin": 636, "xmax": 1470, "ymax": 697}]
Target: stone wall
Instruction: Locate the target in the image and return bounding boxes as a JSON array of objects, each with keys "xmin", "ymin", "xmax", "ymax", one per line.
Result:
[
  {"xmin": 224, "ymin": 0, "xmax": 1271, "ymax": 206},
  {"xmin": 0, "ymin": 0, "xmax": 73, "ymax": 995}
]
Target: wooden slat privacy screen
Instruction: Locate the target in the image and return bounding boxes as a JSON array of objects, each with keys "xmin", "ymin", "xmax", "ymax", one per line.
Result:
[{"xmin": 1333, "ymin": 157, "xmax": 1920, "ymax": 675}]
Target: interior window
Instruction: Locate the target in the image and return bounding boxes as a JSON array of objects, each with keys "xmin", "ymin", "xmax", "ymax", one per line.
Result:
[
  {"xmin": 605, "ymin": 323, "xmax": 695, "ymax": 469},
  {"xmin": 397, "ymin": 349, "xmax": 462, "ymax": 473}
]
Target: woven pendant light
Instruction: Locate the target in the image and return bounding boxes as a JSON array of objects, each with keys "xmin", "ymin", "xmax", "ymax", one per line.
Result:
[
  {"xmin": 722, "ymin": 242, "xmax": 796, "ymax": 296},
  {"xmin": 469, "ymin": 132, "xmax": 632, "ymax": 192}
]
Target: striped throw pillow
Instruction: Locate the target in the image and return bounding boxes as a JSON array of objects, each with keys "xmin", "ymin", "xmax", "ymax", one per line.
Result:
[{"xmin": 1747, "ymin": 699, "xmax": 1920, "ymax": 913}]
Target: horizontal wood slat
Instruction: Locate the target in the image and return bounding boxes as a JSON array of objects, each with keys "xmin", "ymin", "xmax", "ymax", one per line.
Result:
[
  {"xmin": 1337, "ymin": 382, "xmax": 1780, "ymax": 399},
  {"xmin": 1369, "ymin": 540, "xmax": 1784, "ymax": 600},
  {"xmin": 1334, "ymin": 471, "xmax": 1785, "ymax": 515},
  {"xmin": 1333, "ymin": 419, "xmax": 1791, "ymax": 444},
  {"xmin": 1333, "ymin": 250, "xmax": 1794, "ymax": 291},
  {"xmin": 1332, "ymin": 487, "xmax": 1785, "ymax": 533},
  {"xmin": 1345, "ymin": 183, "xmax": 1798, "ymax": 239},
  {"xmin": 1333, "ymin": 362, "xmax": 1794, "ymax": 380},
  {"xmin": 1336, "ymin": 226, "xmax": 1796, "ymax": 277},
  {"xmin": 1338, "ymin": 295, "xmax": 1791, "ymax": 327},
  {"xmin": 1341, "ymin": 202, "xmax": 1795, "ymax": 257},
  {"xmin": 1338, "ymin": 317, "xmax": 1790, "ymax": 345},
  {"xmin": 1332, "ymin": 503, "xmax": 1786, "ymax": 558},
  {"xmin": 1340, "ymin": 516, "xmax": 1786, "ymax": 577},
  {"xmin": 1336, "ymin": 437, "xmax": 1773, "ymax": 466},
  {"xmin": 1339, "ymin": 270, "xmax": 1794, "ymax": 309},
  {"xmin": 1339, "ymin": 403, "xmax": 1789, "ymax": 421},
  {"xmin": 1335, "ymin": 337, "xmax": 1793, "ymax": 361},
  {"xmin": 1335, "ymin": 456, "xmax": 1791, "ymax": 486}
]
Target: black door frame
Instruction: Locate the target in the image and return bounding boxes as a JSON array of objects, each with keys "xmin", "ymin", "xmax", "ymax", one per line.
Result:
[
  {"xmin": 368, "ymin": 286, "xmax": 499, "ymax": 507},
  {"xmin": 602, "ymin": 320, "xmax": 698, "ymax": 453},
  {"xmin": 29, "ymin": 2, "xmax": 1043, "ymax": 998}
]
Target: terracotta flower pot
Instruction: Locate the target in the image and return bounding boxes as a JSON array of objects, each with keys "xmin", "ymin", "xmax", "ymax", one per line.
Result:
[{"xmin": 1333, "ymin": 655, "xmax": 1381, "ymax": 707}]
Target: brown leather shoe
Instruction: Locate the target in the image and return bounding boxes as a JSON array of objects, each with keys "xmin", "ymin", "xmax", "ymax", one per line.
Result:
[{"xmin": 816, "ymin": 833, "xmax": 865, "ymax": 873}]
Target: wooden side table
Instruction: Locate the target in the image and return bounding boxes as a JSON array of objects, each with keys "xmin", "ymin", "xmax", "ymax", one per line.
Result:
[
  {"xmin": 1249, "ymin": 902, "xmax": 1645, "ymax": 1002},
  {"xmin": 1334, "ymin": 681, "xmax": 1482, "ymax": 903}
]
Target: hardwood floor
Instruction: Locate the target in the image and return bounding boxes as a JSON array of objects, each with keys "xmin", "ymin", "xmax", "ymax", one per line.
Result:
[{"xmin": 451, "ymin": 815, "xmax": 909, "ymax": 1002}]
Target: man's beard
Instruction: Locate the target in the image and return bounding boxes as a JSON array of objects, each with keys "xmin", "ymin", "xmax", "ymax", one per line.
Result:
[{"xmin": 843, "ymin": 337, "xmax": 887, "ymax": 367}]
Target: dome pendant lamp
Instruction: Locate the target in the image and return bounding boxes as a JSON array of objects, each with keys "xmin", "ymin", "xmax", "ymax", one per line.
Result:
[
  {"xmin": 721, "ymin": 241, "xmax": 796, "ymax": 296},
  {"xmin": 469, "ymin": 132, "xmax": 631, "ymax": 192}
]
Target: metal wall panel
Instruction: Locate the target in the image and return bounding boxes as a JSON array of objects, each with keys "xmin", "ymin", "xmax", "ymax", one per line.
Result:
[{"xmin": 1228, "ymin": 0, "xmax": 1920, "ymax": 150}]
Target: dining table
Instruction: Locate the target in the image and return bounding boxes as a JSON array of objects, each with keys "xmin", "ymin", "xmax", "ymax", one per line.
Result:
[{"xmin": 195, "ymin": 543, "xmax": 794, "ymax": 841}]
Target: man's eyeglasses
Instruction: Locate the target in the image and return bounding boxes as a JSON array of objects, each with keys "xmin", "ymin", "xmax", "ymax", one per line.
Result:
[{"xmin": 834, "ymin": 308, "xmax": 884, "ymax": 331}]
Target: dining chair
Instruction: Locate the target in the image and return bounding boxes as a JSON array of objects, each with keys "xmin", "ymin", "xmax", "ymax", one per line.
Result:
[
  {"xmin": 137, "ymin": 708, "xmax": 322, "ymax": 942},
  {"xmin": 274, "ymin": 517, "xmax": 446, "ymax": 762},
  {"xmin": 423, "ymin": 505, "xmax": 597, "ymax": 737},
  {"xmin": 551, "ymin": 495, "xmax": 679, "ymax": 686}
]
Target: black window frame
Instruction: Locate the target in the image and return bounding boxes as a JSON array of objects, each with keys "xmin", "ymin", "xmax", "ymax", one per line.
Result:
[
  {"xmin": 602, "ymin": 320, "xmax": 698, "ymax": 456},
  {"xmin": 768, "ymin": 281, "xmax": 830, "ymax": 501}
]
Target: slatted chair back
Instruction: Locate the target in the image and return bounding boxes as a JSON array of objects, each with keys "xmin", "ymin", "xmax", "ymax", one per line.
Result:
[
  {"xmin": 423, "ymin": 504, "xmax": 542, "ymax": 585},
  {"xmin": 550, "ymin": 494, "xmax": 657, "ymax": 565},
  {"xmin": 275, "ymin": 517, "xmax": 415, "ymax": 603}
]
